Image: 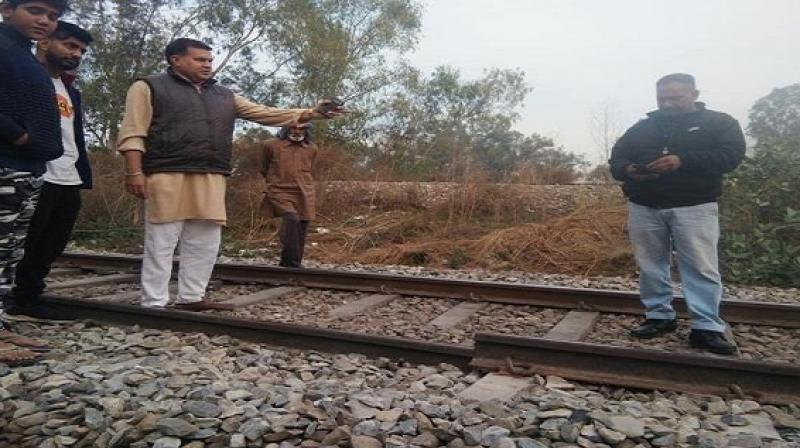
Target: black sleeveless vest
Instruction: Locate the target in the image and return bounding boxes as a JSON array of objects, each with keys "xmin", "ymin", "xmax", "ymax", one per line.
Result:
[{"xmin": 140, "ymin": 70, "xmax": 236, "ymax": 174}]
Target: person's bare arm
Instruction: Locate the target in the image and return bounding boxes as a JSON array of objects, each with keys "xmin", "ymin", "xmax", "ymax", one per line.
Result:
[
  {"xmin": 123, "ymin": 150, "xmax": 146, "ymax": 198},
  {"xmin": 117, "ymin": 81, "xmax": 153, "ymax": 199}
]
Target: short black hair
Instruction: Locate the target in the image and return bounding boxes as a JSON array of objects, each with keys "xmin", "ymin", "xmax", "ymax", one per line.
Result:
[
  {"xmin": 51, "ymin": 20, "xmax": 92, "ymax": 44},
  {"xmin": 657, "ymin": 73, "xmax": 696, "ymax": 89},
  {"xmin": 164, "ymin": 38, "xmax": 212, "ymax": 65},
  {"xmin": 6, "ymin": 0, "xmax": 69, "ymax": 14}
]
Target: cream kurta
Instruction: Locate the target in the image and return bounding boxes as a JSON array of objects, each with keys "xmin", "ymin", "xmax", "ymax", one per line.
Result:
[{"xmin": 117, "ymin": 80, "xmax": 313, "ymax": 224}]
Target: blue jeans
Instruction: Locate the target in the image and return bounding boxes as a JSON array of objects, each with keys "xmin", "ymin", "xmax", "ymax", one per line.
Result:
[{"xmin": 627, "ymin": 201, "xmax": 726, "ymax": 332}]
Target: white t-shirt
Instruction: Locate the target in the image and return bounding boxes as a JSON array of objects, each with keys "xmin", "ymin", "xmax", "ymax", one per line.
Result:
[{"xmin": 44, "ymin": 78, "xmax": 82, "ymax": 185}]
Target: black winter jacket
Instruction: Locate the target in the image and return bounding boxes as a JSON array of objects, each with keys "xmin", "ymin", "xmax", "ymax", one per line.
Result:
[
  {"xmin": 609, "ymin": 103, "xmax": 746, "ymax": 208},
  {"xmin": 0, "ymin": 24, "xmax": 63, "ymax": 175}
]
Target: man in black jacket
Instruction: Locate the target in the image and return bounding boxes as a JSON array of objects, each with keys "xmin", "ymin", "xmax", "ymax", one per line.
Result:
[
  {"xmin": 6, "ymin": 21, "xmax": 93, "ymax": 321},
  {"xmin": 0, "ymin": 0, "xmax": 67, "ymax": 363},
  {"xmin": 609, "ymin": 73, "xmax": 746, "ymax": 355}
]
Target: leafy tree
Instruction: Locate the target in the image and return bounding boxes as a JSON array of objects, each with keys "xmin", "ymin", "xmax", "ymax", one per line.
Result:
[
  {"xmin": 221, "ymin": 0, "xmax": 423, "ymax": 146},
  {"xmin": 374, "ymin": 66, "xmax": 585, "ymax": 182},
  {"xmin": 374, "ymin": 66, "xmax": 527, "ymax": 179},
  {"xmin": 721, "ymin": 84, "xmax": 800, "ymax": 286},
  {"xmin": 195, "ymin": 0, "xmax": 280, "ymax": 78},
  {"xmin": 748, "ymin": 83, "xmax": 800, "ymax": 148},
  {"xmin": 70, "ymin": 0, "xmax": 189, "ymax": 148}
]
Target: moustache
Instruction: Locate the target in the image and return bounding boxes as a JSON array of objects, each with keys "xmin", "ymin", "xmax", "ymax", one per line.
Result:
[{"xmin": 61, "ymin": 59, "xmax": 81, "ymax": 69}]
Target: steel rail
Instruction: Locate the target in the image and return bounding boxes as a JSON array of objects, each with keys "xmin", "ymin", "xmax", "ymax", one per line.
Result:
[
  {"xmin": 38, "ymin": 294, "xmax": 800, "ymax": 405},
  {"xmin": 58, "ymin": 252, "xmax": 800, "ymax": 328},
  {"xmin": 472, "ymin": 333, "xmax": 800, "ymax": 405},
  {"xmin": 40, "ymin": 295, "xmax": 473, "ymax": 369}
]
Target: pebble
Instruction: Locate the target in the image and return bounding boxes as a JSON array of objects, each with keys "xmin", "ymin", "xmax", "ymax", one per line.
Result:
[
  {"xmin": 14, "ymin": 411, "xmax": 46, "ymax": 428},
  {"xmin": 411, "ymin": 431, "xmax": 439, "ymax": 447},
  {"xmin": 152, "ymin": 437, "xmax": 181, "ymax": 448},
  {"xmin": 183, "ymin": 400, "xmax": 221, "ymax": 418},
  {"xmin": 351, "ymin": 435, "xmax": 382, "ymax": 448},
  {"xmin": 597, "ymin": 425, "xmax": 627, "ymax": 444},
  {"xmin": 723, "ymin": 413, "xmax": 751, "ymax": 426},
  {"xmin": 481, "ymin": 426, "xmax": 511, "ymax": 446},
  {"xmin": 591, "ymin": 412, "xmax": 646, "ymax": 437},
  {"xmin": 229, "ymin": 433, "xmax": 246, "ymax": 448},
  {"xmin": 240, "ymin": 418, "xmax": 270, "ymax": 440},
  {"xmin": 155, "ymin": 418, "xmax": 199, "ymax": 437}
]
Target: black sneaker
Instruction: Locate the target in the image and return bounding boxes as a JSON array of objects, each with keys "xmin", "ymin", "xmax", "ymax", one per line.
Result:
[
  {"xmin": 630, "ymin": 318, "xmax": 678, "ymax": 338},
  {"xmin": 5, "ymin": 304, "xmax": 75, "ymax": 321},
  {"xmin": 689, "ymin": 330, "xmax": 737, "ymax": 355}
]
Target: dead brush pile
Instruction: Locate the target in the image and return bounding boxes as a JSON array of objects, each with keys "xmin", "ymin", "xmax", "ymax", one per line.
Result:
[
  {"xmin": 469, "ymin": 206, "xmax": 632, "ymax": 274},
  {"xmin": 325, "ymin": 205, "xmax": 632, "ymax": 276}
]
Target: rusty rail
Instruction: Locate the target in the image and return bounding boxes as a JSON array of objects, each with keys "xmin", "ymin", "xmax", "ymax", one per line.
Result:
[
  {"xmin": 40, "ymin": 295, "xmax": 473, "ymax": 369},
  {"xmin": 58, "ymin": 252, "xmax": 800, "ymax": 328},
  {"xmin": 472, "ymin": 333, "xmax": 800, "ymax": 405}
]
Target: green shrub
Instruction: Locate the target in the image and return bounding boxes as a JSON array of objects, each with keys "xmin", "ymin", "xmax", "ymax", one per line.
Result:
[{"xmin": 721, "ymin": 142, "xmax": 800, "ymax": 286}]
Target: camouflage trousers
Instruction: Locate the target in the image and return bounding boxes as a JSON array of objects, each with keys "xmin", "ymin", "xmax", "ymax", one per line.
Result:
[{"xmin": 0, "ymin": 168, "xmax": 42, "ymax": 301}]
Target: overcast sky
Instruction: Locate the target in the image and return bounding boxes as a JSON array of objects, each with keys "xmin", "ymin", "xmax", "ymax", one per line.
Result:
[{"xmin": 408, "ymin": 0, "xmax": 800, "ymax": 163}]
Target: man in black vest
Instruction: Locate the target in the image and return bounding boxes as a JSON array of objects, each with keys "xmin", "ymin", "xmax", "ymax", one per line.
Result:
[
  {"xmin": 609, "ymin": 73, "xmax": 745, "ymax": 355},
  {"xmin": 6, "ymin": 21, "xmax": 93, "ymax": 321},
  {"xmin": 117, "ymin": 38, "xmax": 343, "ymax": 311}
]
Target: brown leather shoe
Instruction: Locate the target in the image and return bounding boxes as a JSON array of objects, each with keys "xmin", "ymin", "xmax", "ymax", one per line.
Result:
[
  {"xmin": 0, "ymin": 330, "xmax": 51, "ymax": 352},
  {"xmin": 0, "ymin": 341, "xmax": 43, "ymax": 366},
  {"xmin": 172, "ymin": 300, "xmax": 233, "ymax": 311}
]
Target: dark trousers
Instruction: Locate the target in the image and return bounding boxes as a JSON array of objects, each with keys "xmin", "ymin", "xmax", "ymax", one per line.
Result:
[
  {"xmin": 12, "ymin": 182, "xmax": 81, "ymax": 304},
  {"xmin": 279, "ymin": 213, "xmax": 309, "ymax": 268}
]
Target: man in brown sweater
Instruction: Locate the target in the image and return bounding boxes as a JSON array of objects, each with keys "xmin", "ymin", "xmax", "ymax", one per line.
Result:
[
  {"xmin": 117, "ymin": 38, "xmax": 342, "ymax": 310},
  {"xmin": 261, "ymin": 124, "xmax": 318, "ymax": 267}
]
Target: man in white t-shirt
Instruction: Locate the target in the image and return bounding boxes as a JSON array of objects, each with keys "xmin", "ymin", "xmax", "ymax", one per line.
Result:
[{"xmin": 6, "ymin": 21, "xmax": 93, "ymax": 320}]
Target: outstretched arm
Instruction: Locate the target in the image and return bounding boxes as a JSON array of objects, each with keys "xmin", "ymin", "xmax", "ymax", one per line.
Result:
[{"xmin": 235, "ymin": 96, "xmax": 347, "ymax": 127}]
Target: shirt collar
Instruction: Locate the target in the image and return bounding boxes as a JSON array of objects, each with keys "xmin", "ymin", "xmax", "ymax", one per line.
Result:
[
  {"xmin": 647, "ymin": 102, "xmax": 707, "ymax": 119},
  {"xmin": 283, "ymin": 139, "xmax": 309, "ymax": 147},
  {"xmin": 167, "ymin": 67, "xmax": 218, "ymax": 89}
]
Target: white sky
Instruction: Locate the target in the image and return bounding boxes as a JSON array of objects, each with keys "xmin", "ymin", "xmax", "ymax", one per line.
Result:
[{"xmin": 408, "ymin": 0, "xmax": 800, "ymax": 163}]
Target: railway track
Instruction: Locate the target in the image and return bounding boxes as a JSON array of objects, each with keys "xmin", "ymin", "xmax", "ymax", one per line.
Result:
[{"xmin": 34, "ymin": 252, "xmax": 800, "ymax": 405}]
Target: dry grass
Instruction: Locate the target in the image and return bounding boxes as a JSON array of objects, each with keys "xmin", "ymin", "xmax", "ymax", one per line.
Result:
[
  {"xmin": 319, "ymin": 205, "xmax": 632, "ymax": 275},
  {"xmin": 73, "ymin": 151, "xmax": 142, "ymax": 250},
  {"xmin": 75, "ymin": 150, "xmax": 632, "ymax": 275}
]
